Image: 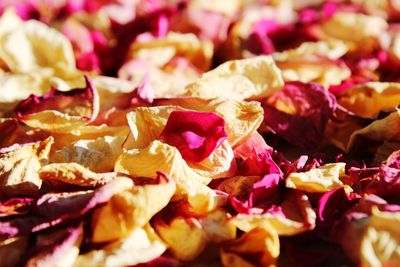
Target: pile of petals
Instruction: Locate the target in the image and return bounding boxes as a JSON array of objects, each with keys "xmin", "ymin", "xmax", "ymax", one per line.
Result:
[{"xmin": 1, "ymin": 0, "xmax": 400, "ymax": 266}]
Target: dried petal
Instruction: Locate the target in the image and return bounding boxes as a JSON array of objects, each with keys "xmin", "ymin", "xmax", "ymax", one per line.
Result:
[
  {"xmin": 286, "ymin": 163, "xmax": 346, "ymax": 193},
  {"xmin": 51, "ymin": 136, "xmax": 124, "ymax": 173},
  {"xmin": 184, "ymin": 56, "xmax": 284, "ymax": 100},
  {"xmin": 91, "ymin": 172, "xmax": 176, "ymax": 242},
  {"xmin": 160, "ymin": 110, "xmax": 227, "ymax": 162},
  {"xmin": 0, "ymin": 137, "xmax": 53, "ymax": 196}
]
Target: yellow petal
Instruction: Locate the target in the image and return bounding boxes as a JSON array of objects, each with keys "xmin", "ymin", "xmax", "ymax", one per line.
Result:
[
  {"xmin": 129, "ymin": 32, "xmax": 213, "ymax": 72},
  {"xmin": 184, "ymin": 56, "xmax": 284, "ymax": 100},
  {"xmin": 321, "ymin": 12, "xmax": 387, "ymax": 53},
  {"xmin": 115, "ymin": 140, "xmax": 224, "ymax": 212},
  {"xmin": 20, "ymin": 110, "xmax": 89, "ymax": 133},
  {"xmin": 91, "ymin": 175, "xmax": 176, "ymax": 243},
  {"xmin": 286, "ymin": 163, "xmax": 346, "ymax": 193},
  {"xmin": 273, "ymin": 40, "xmax": 348, "ymax": 61},
  {"xmin": 189, "ymin": 140, "xmax": 236, "ymax": 179},
  {"xmin": 74, "ymin": 225, "xmax": 166, "ymax": 267},
  {"xmin": 276, "ymin": 57, "xmax": 351, "ymax": 87},
  {"xmin": 51, "ymin": 124, "xmax": 130, "ymax": 150},
  {"xmin": 0, "ymin": 137, "xmax": 53, "ymax": 196},
  {"xmin": 39, "ymin": 163, "xmax": 114, "ymax": 187},
  {"xmin": 0, "ymin": 20, "xmax": 76, "ymax": 75},
  {"xmin": 231, "ymin": 191, "xmax": 316, "ymax": 236},
  {"xmin": 199, "ymin": 209, "xmax": 237, "ymax": 243},
  {"xmin": 338, "ymin": 82, "xmax": 400, "ymax": 119},
  {"xmin": 348, "ymin": 110, "xmax": 400, "ymax": 152},
  {"xmin": 51, "ymin": 136, "xmax": 124, "ymax": 172},
  {"xmin": 154, "ymin": 216, "xmax": 208, "ymax": 261},
  {"xmin": 360, "ymin": 207, "xmax": 400, "ymax": 267},
  {"xmin": 221, "ymin": 225, "xmax": 279, "ymax": 267},
  {"xmin": 126, "ymin": 105, "xmax": 183, "ymax": 149}
]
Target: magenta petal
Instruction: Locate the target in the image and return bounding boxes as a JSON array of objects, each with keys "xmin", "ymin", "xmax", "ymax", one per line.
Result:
[
  {"xmin": 238, "ymin": 149, "xmax": 282, "ymax": 176},
  {"xmin": 317, "ymin": 187, "xmax": 359, "ymax": 226},
  {"xmin": 263, "ymin": 82, "xmax": 336, "ymax": 149},
  {"xmin": 160, "ymin": 110, "xmax": 228, "ymax": 162},
  {"xmin": 249, "ymin": 173, "xmax": 283, "ymax": 209}
]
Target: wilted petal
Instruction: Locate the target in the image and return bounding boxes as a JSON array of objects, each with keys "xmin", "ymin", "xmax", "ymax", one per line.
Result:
[
  {"xmin": 184, "ymin": 56, "xmax": 284, "ymax": 100},
  {"xmin": 128, "ymin": 32, "xmax": 213, "ymax": 72},
  {"xmin": 51, "ymin": 136, "xmax": 124, "ymax": 172},
  {"xmin": 115, "ymin": 140, "xmax": 223, "ymax": 212},
  {"xmin": 91, "ymin": 172, "xmax": 176, "ymax": 243},
  {"xmin": 74, "ymin": 225, "xmax": 166, "ymax": 267},
  {"xmin": 232, "ymin": 190, "xmax": 316, "ymax": 236},
  {"xmin": 0, "ymin": 20, "xmax": 76, "ymax": 75},
  {"xmin": 262, "ymin": 81, "xmax": 336, "ymax": 149},
  {"xmin": 25, "ymin": 224, "xmax": 83, "ymax": 267},
  {"xmin": 276, "ymin": 57, "xmax": 350, "ymax": 87},
  {"xmin": 39, "ymin": 163, "xmax": 115, "ymax": 188},
  {"xmin": 160, "ymin": 110, "xmax": 227, "ymax": 162},
  {"xmin": 338, "ymin": 82, "xmax": 400, "ymax": 119},
  {"xmin": 189, "ymin": 140, "xmax": 236, "ymax": 179},
  {"xmin": 154, "ymin": 97, "xmax": 264, "ymax": 146},
  {"xmin": 126, "ymin": 106, "xmax": 182, "ymax": 149},
  {"xmin": 286, "ymin": 163, "xmax": 346, "ymax": 193},
  {"xmin": 15, "ymin": 76, "xmax": 99, "ymax": 132},
  {"xmin": 153, "ymin": 216, "xmax": 207, "ymax": 261},
  {"xmin": 321, "ymin": 12, "xmax": 387, "ymax": 53},
  {"xmin": 348, "ymin": 111, "xmax": 400, "ymax": 153},
  {"xmin": 220, "ymin": 225, "xmax": 279, "ymax": 267},
  {"xmin": 0, "ymin": 137, "xmax": 53, "ymax": 196},
  {"xmin": 199, "ymin": 209, "xmax": 236, "ymax": 243},
  {"xmin": 360, "ymin": 207, "xmax": 400, "ymax": 267},
  {"xmin": 273, "ymin": 40, "xmax": 348, "ymax": 61}
]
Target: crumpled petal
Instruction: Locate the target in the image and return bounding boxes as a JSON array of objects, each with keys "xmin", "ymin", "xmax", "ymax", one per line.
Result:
[
  {"xmin": 153, "ymin": 215, "xmax": 208, "ymax": 261},
  {"xmin": 74, "ymin": 225, "xmax": 166, "ymax": 267},
  {"xmin": 272, "ymin": 40, "xmax": 348, "ymax": 61},
  {"xmin": 275, "ymin": 57, "xmax": 351, "ymax": 87},
  {"xmin": 220, "ymin": 224, "xmax": 279, "ymax": 267},
  {"xmin": 262, "ymin": 81, "xmax": 336, "ymax": 149},
  {"xmin": 154, "ymin": 97, "xmax": 264, "ymax": 146},
  {"xmin": 128, "ymin": 32, "xmax": 213, "ymax": 72},
  {"xmin": 231, "ymin": 190, "xmax": 316, "ymax": 236},
  {"xmin": 160, "ymin": 110, "xmax": 227, "ymax": 162},
  {"xmin": 337, "ymin": 82, "xmax": 400, "ymax": 119},
  {"xmin": 320, "ymin": 12, "xmax": 387, "ymax": 53},
  {"xmin": 25, "ymin": 224, "xmax": 83, "ymax": 267},
  {"xmin": 126, "ymin": 105, "xmax": 183, "ymax": 149},
  {"xmin": 360, "ymin": 207, "xmax": 400, "ymax": 267},
  {"xmin": 347, "ymin": 110, "xmax": 400, "ymax": 152},
  {"xmin": 0, "ymin": 19, "xmax": 76, "ymax": 75},
  {"xmin": 15, "ymin": 76, "xmax": 99, "ymax": 133},
  {"xmin": 0, "ymin": 177, "xmax": 132, "ymax": 239},
  {"xmin": 199, "ymin": 209, "xmax": 236, "ymax": 243},
  {"xmin": 184, "ymin": 56, "xmax": 284, "ymax": 100},
  {"xmin": 286, "ymin": 163, "xmax": 346, "ymax": 193},
  {"xmin": 39, "ymin": 163, "xmax": 115, "ymax": 188},
  {"xmin": 51, "ymin": 135, "xmax": 124, "ymax": 172},
  {"xmin": 0, "ymin": 137, "xmax": 53, "ymax": 196},
  {"xmin": 115, "ymin": 140, "xmax": 223, "ymax": 212},
  {"xmin": 91, "ymin": 172, "xmax": 176, "ymax": 243},
  {"xmin": 189, "ymin": 140, "xmax": 236, "ymax": 179}
]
